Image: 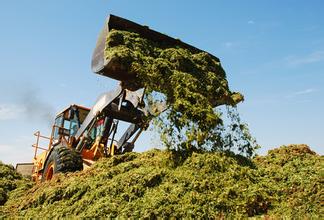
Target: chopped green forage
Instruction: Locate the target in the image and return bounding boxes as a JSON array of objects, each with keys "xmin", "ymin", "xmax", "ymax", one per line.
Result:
[
  {"xmin": 1, "ymin": 145, "xmax": 322, "ymax": 218},
  {"xmin": 0, "ymin": 162, "xmax": 32, "ymax": 206}
]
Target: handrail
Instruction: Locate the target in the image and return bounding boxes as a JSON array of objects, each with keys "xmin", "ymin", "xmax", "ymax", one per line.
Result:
[
  {"xmin": 32, "ymin": 144, "xmax": 48, "ymax": 151},
  {"xmin": 33, "ymin": 124, "xmax": 71, "ymax": 159},
  {"xmin": 33, "ymin": 131, "xmax": 51, "ymax": 140},
  {"xmin": 32, "ymin": 129, "xmax": 53, "ymax": 159}
]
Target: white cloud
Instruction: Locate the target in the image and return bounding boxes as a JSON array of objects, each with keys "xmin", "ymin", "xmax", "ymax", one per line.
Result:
[
  {"xmin": 59, "ymin": 83, "xmax": 66, "ymax": 88},
  {"xmin": 248, "ymin": 20, "xmax": 255, "ymax": 25},
  {"xmin": 223, "ymin": 41, "xmax": 244, "ymax": 49},
  {"xmin": 0, "ymin": 143, "xmax": 32, "ymax": 165},
  {"xmin": 0, "ymin": 144, "xmax": 15, "ymax": 164},
  {"xmin": 224, "ymin": 42, "xmax": 234, "ymax": 48},
  {"xmin": 285, "ymin": 88, "xmax": 316, "ymax": 98},
  {"xmin": 0, "ymin": 144, "xmax": 11, "ymax": 153},
  {"xmin": 1, "ymin": 135, "xmax": 36, "ymax": 165},
  {"xmin": 285, "ymin": 51, "xmax": 324, "ymax": 67},
  {"xmin": 294, "ymin": 88, "xmax": 315, "ymax": 95},
  {"xmin": 0, "ymin": 104, "xmax": 26, "ymax": 120}
]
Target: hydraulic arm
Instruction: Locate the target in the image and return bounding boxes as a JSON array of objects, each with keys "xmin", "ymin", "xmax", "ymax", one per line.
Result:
[{"xmin": 74, "ymin": 84, "xmax": 146, "ymax": 156}]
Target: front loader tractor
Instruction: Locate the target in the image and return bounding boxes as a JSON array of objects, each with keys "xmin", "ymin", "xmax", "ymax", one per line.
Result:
[{"xmin": 32, "ymin": 86, "xmax": 147, "ymax": 182}]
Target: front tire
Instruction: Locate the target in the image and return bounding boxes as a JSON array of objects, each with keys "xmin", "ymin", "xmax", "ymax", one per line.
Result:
[{"xmin": 42, "ymin": 145, "xmax": 83, "ymax": 181}]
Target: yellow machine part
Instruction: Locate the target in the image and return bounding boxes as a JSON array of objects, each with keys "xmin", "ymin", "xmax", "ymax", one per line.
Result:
[{"xmin": 32, "ymin": 151, "xmax": 48, "ymax": 182}]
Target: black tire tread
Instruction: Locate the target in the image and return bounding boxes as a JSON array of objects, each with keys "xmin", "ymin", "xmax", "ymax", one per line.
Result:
[{"xmin": 42, "ymin": 145, "xmax": 83, "ymax": 181}]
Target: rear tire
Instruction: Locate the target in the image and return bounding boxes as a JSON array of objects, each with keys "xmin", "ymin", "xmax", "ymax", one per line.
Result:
[{"xmin": 42, "ymin": 145, "xmax": 83, "ymax": 181}]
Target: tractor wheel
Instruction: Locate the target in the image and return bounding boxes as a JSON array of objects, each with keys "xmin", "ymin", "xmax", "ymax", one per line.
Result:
[{"xmin": 42, "ymin": 145, "xmax": 83, "ymax": 181}]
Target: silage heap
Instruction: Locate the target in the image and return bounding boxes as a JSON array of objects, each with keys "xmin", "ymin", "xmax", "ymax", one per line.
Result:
[
  {"xmin": 0, "ymin": 162, "xmax": 32, "ymax": 206},
  {"xmin": 1, "ymin": 145, "xmax": 322, "ymax": 218},
  {"xmin": 104, "ymin": 29, "xmax": 245, "ymax": 152}
]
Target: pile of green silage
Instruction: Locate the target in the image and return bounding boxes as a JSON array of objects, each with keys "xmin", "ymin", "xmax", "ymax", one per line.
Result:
[
  {"xmin": 254, "ymin": 144, "xmax": 323, "ymax": 217},
  {"xmin": 104, "ymin": 30, "xmax": 249, "ymax": 153},
  {"xmin": 0, "ymin": 162, "xmax": 32, "ymax": 207},
  {"xmin": 1, "ymin": 144, "xmax": 322, "ymax": 218}
]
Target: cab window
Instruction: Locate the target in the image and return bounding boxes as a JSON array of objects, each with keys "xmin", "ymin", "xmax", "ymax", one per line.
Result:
[
  {"xmin": 53, "ymin": 115, "xmax": 63, "ymax": 142},
  {"xmin": 64, "ymin": 120, "xmax": 70, "ymax": 130},
  {"xmin": 70, "ymin": 120, "xmax": 79, "ymax": 136}
]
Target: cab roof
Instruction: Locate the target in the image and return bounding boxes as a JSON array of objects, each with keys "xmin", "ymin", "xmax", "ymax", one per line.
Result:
[{"xmin": 56, "ymin": 104, "xmax": 90, "ymax": 117}]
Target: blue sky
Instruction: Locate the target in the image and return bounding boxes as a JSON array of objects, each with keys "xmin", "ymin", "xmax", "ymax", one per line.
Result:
[{"xmin": 0, "ymin": 0, "xmax": 323, "ymax": 165}]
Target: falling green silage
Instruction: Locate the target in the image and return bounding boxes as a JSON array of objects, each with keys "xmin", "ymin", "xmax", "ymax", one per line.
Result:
[{"xmin": 104, "ymin": 30, "xmax": 256, "ymax": 154}]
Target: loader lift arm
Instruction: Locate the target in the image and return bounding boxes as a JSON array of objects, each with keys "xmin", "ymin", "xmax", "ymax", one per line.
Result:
[{"xmin": 72, "ymin": 84, "xmax": 147, "ymax": 157}]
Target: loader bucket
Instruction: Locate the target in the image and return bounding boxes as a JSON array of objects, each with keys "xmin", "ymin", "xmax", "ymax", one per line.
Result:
[{"xmin": 91, "ymin": 14, "xmax": 220, "ymax": 82}]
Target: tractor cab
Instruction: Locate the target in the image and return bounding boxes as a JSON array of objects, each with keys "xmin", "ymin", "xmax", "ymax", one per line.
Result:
[{"xmin": 52, "ymin": 105, "xmax": 90, "ymax": 147}]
